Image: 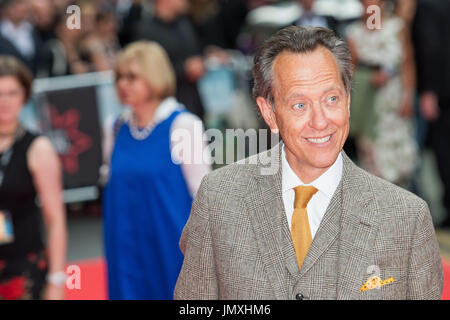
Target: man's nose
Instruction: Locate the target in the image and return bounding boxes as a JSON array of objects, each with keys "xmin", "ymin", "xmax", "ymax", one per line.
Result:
[{"xmin": 309, "ymin": 104, "xmax": 328, "ymax": 130}]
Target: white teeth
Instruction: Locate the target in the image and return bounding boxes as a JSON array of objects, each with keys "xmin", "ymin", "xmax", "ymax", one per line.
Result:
[{"xmin": 307, "ymin": 135, "xmax": 331, "ymax": 144}]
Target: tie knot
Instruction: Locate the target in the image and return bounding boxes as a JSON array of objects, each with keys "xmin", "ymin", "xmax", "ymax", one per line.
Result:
[{"xmin": 294, "ymin": 186, "xmax": 318, "ymax": 209}]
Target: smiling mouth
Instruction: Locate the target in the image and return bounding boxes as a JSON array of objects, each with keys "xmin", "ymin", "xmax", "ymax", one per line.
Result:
[{"xmin": 306, "ymin": 135, "xmax": 332, "ymax": 144}]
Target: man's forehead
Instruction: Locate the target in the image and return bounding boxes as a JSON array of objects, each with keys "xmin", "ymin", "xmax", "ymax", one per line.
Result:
[
  {"xmin": 273, "ymin": 47, "xmax": 340, "ymax": 75},
  {"xmin": 271, "ymin": 47, "xmax": 344, "ymax": 92}
]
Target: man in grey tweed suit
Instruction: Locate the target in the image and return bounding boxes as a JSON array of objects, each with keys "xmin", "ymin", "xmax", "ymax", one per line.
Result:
[{"xmin": 174, "ymin": 26, "xmax": 444, "ymax": 300}]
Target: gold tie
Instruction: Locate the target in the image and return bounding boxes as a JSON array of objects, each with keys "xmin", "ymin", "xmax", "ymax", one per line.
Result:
[{"xmin": 291, "ymin": 186, "xmax": 318, "ymax": 270}]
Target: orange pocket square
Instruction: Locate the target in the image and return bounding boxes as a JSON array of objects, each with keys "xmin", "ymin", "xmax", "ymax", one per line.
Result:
[{"xmin": 360, "ymin": 276, "xmax": 395, "ymax": 292}]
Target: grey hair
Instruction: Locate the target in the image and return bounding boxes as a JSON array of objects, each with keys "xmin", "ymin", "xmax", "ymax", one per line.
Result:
[{"xmin": 252, "ymin": 26, "xmax": 354, "ymax": 106}]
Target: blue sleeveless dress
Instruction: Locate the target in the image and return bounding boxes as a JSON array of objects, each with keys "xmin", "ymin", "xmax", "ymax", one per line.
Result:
[{"xmin": 103, "ymin": 110, "xmax": 193, "ymax": 300}]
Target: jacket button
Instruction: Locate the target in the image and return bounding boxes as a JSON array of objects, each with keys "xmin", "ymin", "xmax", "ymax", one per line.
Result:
[{"xmin": 295, "ymin": 293, "xmax": 304, "ymax": 300}]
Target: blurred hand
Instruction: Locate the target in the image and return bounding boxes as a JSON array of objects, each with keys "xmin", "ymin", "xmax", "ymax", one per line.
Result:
[
  {"xmin": 44, "ymin": 283, "xmax": 65, "ymax": 300},
  {"xmin": 420, "ymin": 91, "xmax": 440, "ymax": 122},
  {"xmin": 184, "ymin": 56, "xmax": 205, "ymax": 82},
  {"xmin": 371, "ymin": 70, "xmax": 391, "ymax": 87}
]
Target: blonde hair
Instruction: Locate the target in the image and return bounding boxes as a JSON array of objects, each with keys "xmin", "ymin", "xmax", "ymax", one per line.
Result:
[{"xmin": 115, "ymin": 41, "xmax": 176, "ymax": 99}]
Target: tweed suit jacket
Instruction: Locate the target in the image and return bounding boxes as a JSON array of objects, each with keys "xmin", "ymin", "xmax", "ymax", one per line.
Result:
[{"xmin": 174, "ymin": 143, "xmax": 444, "ymax": 300}]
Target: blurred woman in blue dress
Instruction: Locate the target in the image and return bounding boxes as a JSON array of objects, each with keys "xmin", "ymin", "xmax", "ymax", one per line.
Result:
[{"xmin": 102, "ymin": 41, "xmax": 211, "ymax": 299}]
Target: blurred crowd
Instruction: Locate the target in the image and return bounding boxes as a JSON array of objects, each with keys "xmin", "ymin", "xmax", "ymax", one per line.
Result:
[
  {"xmin": 0, "ymin": 0, "xmax": 449, "ymax": 223},
  {"xmin": 0, "ymin": 0, "xmax": 252, "ymax": 119}
]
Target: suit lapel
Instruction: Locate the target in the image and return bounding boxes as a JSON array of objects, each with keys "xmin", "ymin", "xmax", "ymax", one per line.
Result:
[
  {"xmin": 245, "ymin": 143, "xmax": 295, "ymax": 299},
  {"xmin": 295, "ymin": 152, "xmax": 379, "ymax": 300},
  {"xmin": 336, "ymin": 153, "xmax": 379, "ymax": 299}
]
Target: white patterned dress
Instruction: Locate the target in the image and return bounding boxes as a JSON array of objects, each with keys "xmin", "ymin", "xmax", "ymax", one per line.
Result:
[{"xmin": 346, "ymin": 16, "xmax": 418, "ymax": 185}]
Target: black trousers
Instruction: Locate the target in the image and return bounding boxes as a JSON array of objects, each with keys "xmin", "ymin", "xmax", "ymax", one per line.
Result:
[{"xmin": 428, "ymin": 106, "xmax": 450, "ymax": 218}]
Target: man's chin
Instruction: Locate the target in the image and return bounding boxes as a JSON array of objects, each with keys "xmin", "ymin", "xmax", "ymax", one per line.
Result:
[{"xmin": 308, "ymin": 152, "xmax": 340, "ymax": 170}]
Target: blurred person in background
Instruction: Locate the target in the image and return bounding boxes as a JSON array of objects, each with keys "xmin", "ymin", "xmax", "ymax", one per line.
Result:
[
  {"xmin": 102, "ymin": 41, "xmax": 211, "ymax": 299},
  {"xmin": 37, "ymin": 12, "xmax": 88, "ymax": 78},
  {"xmin": 293, "ymin": 0, "xmax": 337, "ymax": 32},
  {"xmin": 77, "ymin": 0, "xmax": 98, "ymax": 34},
  {"xmin": 345, "ymin": 0, "xmax": 417, "ymax": 188},
  {"xmin": 130, "ymin": 0, "xmax": 206, "ymax": 120},
  {"xmin": 0, "ymin": 56, "xmax": 66, "ymax": 300},
  {"xmin": 413, "ymin": 0, "xmax": 450, "ymax": 228},
  {"xmin": 78, "ymin": 9, "xmax": 121, "ymax": 72},
  {"xmin": 188, "ymin": 0, "xmax": 248, "ymax": 50},
  {"xmin": 395, "ymin": 0, "xmax": 416, "ymax": 26},
  {"xmin": 30, "ymin": 0, "xmax": 57, "ymax": 43},
  {"xmin": 118, "ymin": 0, "xmax": 151, "ymax": 47},
  {"xmin": 52, "ymin": 0, "xmax": 73, "ymax": 12},
  {"xmin": 0, "ymin": 0, "xmax": 42, "ymax": 75}
]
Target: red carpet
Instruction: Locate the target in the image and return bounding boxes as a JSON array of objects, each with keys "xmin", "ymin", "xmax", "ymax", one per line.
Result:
[
  {"xmin": 442, "ymin": 259, "xmax": 450, "ymax": 300},
  {"xmin": 65, "ymin": 258, "xmax": 450, "ymax": 300},
  {"xmin": 65, "ymin": 258, "xmax": 107, "ymax": 300}
]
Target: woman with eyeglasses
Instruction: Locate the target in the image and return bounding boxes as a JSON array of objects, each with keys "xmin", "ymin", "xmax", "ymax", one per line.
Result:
[
  {"xmin": 0, "ymin": 55, "xmax": 67, "ymax": 300},
  {"xmin": 102, "ymin": 41, "xmax": 211, "ymax": 300}
]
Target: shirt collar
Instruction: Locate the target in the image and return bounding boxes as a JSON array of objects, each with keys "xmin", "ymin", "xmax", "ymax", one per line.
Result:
[
  {"xmin": 123, "ymin": 96, "xmax": 184, "ymax": 125},
  {"xmin": 1, "ymin": 19, "xmax": 32, "ymax": 33},
  {"xmin": 281, "ymin": 143, "xmax": 343, "ymax": 199},
  {"xmin": 152, "ymin": 96, "xmax": 183, "ymax": 123}
]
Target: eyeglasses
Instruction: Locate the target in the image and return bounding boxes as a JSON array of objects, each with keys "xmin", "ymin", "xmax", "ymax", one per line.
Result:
[{"xmin": 114, "ymin": 72, "xmax": 141, "ymax": 83}]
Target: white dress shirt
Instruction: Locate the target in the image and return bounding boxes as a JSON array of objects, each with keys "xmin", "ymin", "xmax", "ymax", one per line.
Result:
[
  {"xmin": 102, "ymin": 97, "xmax": 211, "ymax": 197},
  {"xmin": 0, "ymin": 19, "xmax": 35, "ymax": 58},
  {"xmin": 282, "ymin": 144, "xmax": 343, "ymax": 239}
]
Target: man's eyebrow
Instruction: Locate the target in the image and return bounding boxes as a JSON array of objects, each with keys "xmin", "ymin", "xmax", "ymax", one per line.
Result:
[
  {"xmin": 285, "ymin": 92, "xmax": 307, "ymax": 101},
  {"xmin": 323, "ymin": 86, "xmax": 343, "ymax": 94},
  {"xmin": 285, "ymin": 87, "xmax": 343, "ymax": 100}
]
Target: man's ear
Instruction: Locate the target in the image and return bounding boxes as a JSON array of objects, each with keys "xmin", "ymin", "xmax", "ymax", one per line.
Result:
[
  {"xmin": 347, "ymin": 92, "xmax": 351, "ymax": 114},
  {"xmin": 256, "ymin": 96, "xmax": 279, "ymax": 134}
]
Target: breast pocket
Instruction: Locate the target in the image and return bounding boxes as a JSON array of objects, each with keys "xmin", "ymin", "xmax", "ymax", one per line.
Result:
[{"xmin": 359, "ymin": 253, "xmax": 408, "ymax": 300}]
